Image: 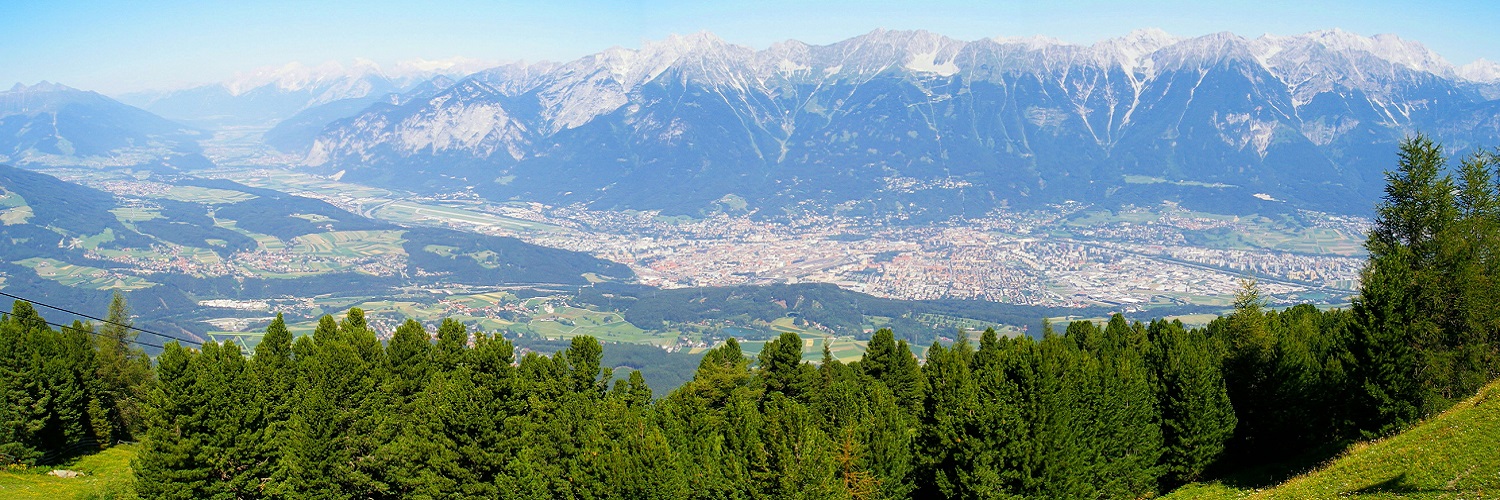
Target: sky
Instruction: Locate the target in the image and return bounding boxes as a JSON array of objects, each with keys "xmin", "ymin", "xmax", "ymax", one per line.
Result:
[{"xmin": 3, "ymin": 0, "xmax": 1499, "ymax": 95}]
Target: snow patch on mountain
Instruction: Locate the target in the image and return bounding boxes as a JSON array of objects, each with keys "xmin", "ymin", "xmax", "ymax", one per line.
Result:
[
  {"xmin": 223, "ymin": 57, "xmax": 494, "ymax": 96},
  {"xmin": 1460, "ymin": 58, "xmax": 1500, "ymax": 83}
]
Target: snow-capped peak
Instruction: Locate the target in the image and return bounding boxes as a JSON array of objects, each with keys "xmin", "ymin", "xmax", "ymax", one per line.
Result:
[
  {"xmin": 1092, "ymin": 28, "xmax": 1181, "ymax": 73},
  {"xmin": 1255, "ymin": 29, "xmax": 1455, "ymax": 77},
  {"xmin": 391, "ymin": 57, "xmax": 495, "ymax": 79},
  {"xmin": 222, "ymin": 58, "xmax": 494, "ymax": 96},
  {"xmin": 1460, "ymin": 58, "xmax": 1500, "ymax": 83},
  {"xmin": 990, "ymin": 34, "xmax": 1066, "ymax": 49}
]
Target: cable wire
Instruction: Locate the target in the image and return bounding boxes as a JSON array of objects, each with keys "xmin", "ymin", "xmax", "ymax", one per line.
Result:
[
  {"xmin": 0, "ymin": 290, "xmax": 202, "ymax": 346},
  {"xmin": 2, "ymin": 305, "xmax": 172, "ymax": 350}
]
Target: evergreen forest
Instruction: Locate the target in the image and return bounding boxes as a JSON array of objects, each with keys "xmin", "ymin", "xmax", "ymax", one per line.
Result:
[{"xmin": 3, "ymin": 136, "xmax": 1499, "ymax": 498}]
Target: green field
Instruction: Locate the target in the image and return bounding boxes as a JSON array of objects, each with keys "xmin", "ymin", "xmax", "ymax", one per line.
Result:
[
  {"xmin": 423, "ymin": 244, "xmax": 505, "ymax": 269},
  {"xmin": 289, "ymin": 213, "xmax": 336, "ymax": 223},
  {"xmin": 519, "ymin": 305, "xmax": 670, "ymax": 345},
  {"xmin": 0, "ymin": 188, "xmax": 24, "ymax": 208},
  {"xmin": 14, "ymin": 257, "xmax": 156, "ymax": 290},
  {"xmin": 0, "ymin": 205, "xmax": 33, "ymax": 225},
  {"xmin": 1067, "ymin": 209, "xmax": 1160, "ymax": 226},
  {"xmin": 109, "ymin": 207, "xmax": 161, "ymax": 223},
  {"xmin": 213, "ymin": 218, "xmax": 286, "ymax": 251},
  {"xmin": 76, "ymin": 229, "xmax": 116, "ymax": 250},
  {"xmin": 1060, "ymin": 206, "xmax": 1365, "ymax": 257},
  {"xmin": 1193, "ymin": 218, "xmax": 1364, "ymax": 256},
  {"xmin": 0, "ymin": 445, "xmax": 138, "ymax": 499},
  {"xmin": 290, "ymin": 230, "xmax": 406, "ymax": 258}
]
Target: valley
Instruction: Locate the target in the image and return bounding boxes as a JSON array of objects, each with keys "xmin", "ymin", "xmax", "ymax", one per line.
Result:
[{"xmin": 12, "ymin": 162, "xmax": 1362, "ymax": 360}]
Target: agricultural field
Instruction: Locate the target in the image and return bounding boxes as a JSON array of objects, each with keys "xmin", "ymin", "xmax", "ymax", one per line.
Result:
[
  {"xmin": 1059, "ymin": 205, "xmax": 1365, "ymax": 257},
  {"xmin": 0, "ymin": 188, "xmax": 23, "ymax": 208},
  {"xmin": 75, "ymin": 229, "xmax": 116, "ymax": 250},
  {"xmin": 1193, "ymin": 218, "xmax": 1365, "ymax": 256},
  {"xmin": 423, "ymin": 244, "xmax": 504, "ymax": 269},
  {"xmin": 0, "ymin": 205, "xmax": 33, "ymax": 225},
  {"xmin": 289, "ymin": 230, "xmax": 406, "ymax": 258},
  {"xmin": 110, "ymin": 206, "xmax": 162, "ymax": 223},
  {"xmin": 14, "ymin": 257, "xmax": 156, "ymax": 290},
  {"xmin": 213, "ymin": 218, "xmax": 286, "ymax": 250},
  {"xmin": 520, "ymin": 304, "xmax": 670, "ymax": 345}
]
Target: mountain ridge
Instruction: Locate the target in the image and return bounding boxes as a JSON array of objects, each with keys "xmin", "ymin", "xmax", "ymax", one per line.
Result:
[
  {"xmin": 293, "ymin": 28, "xmax": 1500, "ymax": 218},
  {"xmin": 0, "ymin": 82, "xmax": 204, "ymax": 168}
]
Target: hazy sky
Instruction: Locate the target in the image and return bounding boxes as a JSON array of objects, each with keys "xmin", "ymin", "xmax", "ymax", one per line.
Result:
[{"xmin": 4, "ymin": 0, "xmax": 1499, "ymax": 95}]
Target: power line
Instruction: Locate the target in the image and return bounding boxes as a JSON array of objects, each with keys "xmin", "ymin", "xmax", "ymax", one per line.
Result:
[
  {"xmin": 2, "ymin": 305, "xmax": 171, "ymax": 350},
  {"xmin": 0, "ymin": 290, "xmax": 203, "ymax": 346}
]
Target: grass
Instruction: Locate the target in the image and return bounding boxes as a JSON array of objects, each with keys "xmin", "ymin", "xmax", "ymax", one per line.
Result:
[
  {"xmin": 14, "ymin": 258, "xmax": 156, "ymax": 291},
  {"xmin": 212, "ymin": 218, "xmax": 286, "ymax": 251},
  {"xmin": 1167, "ymin": 379, "xmax": 1500, "ymax": 499},
  {"xmin": 523, "ymin": 305, "xmax": 667, "ymax": 345},
  {"xmin": 0, "ymin": 445, "xmax": 138, "ymax": 499},
  {"xmin": 76, "ymin": 229, "xmax": 115, "ymax": 250},
  {"xmin": 107, "ymin": 205, "xmax": 159, "ymax": 222},
  {"xmin": 289, "ymin": 230, "xmax": 406, "ymax": 258},
  {"xmin": 0, "ymin": 189, "xmax": 25, "ymax": 208},
  {"xmin": 0, "ymin": 205, "xmax": 34, "ymax": 225}
]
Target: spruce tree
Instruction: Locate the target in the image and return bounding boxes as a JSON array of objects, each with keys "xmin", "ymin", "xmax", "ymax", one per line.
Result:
[{"xmin": 94, "ymin": 291, "xmax": 152, "ymax": 442}]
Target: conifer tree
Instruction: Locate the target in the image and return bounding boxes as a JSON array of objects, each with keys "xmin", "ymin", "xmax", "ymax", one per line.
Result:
[
  {"xmin": 1354, "ymin": 135, "xmax": 1457, "ymax": 435},
  {"xmin": 1152, "ymin": 320, "xmax": 1235, "ymax": 485},
  {"xmin": 759, "ymin": 332, "xmax": 812, "ymax": 402},
  {"xmin": 94, "ymin": 291, "xmax": 152, "ymax": 441}
]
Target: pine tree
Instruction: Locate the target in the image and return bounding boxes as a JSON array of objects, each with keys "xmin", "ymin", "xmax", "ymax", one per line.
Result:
[
  {"xmin": 759, "ymin": 332, "xmax": 812, "ymax": 403},
  {"xmin": 1152, "ymin": 320, "xmax": 1235, "ymax": 485},
  {"xmin": 251, "ymin": 313, "xmax": 296, "ymax": 495},
  {"xmin": 93, "ymin": 291, "xmax": 152, "ymax": 442},
  {"xmin": 134, "ymin": 342, "xmax": 208, "ymax": 499},
  {"xmin": 914, "ymin": 335, "xmax": 985, "ymax": 498}
]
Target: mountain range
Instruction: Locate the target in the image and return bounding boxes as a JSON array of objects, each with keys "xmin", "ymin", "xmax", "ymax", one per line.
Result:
[
  {"xmin": 298, "ymin": 29, "xmax": 1500, "ymax": 217},
  {"xmin": 0, "ymin": 82, "xmax": 205, "ymax": 168},
  {"xmin": 117, "ymin": 58, "xmax": 488, "ymax": 127},
  {"xmin": 9, "ymin": 29, "xmax": 1500, "ymax": 218}
]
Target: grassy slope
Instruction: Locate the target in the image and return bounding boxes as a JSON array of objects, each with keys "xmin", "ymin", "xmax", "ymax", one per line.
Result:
[
  {"xmin": 1168, "ymin": 379, "xmax": 1500, "ymax": 499},
  {"xmin": 0, "ymin": 445, "xmax": 138, "ymax": 499}
]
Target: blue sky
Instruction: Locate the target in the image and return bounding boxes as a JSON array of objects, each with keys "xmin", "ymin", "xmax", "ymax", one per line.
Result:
[{"xmin": 3, "ymin": 0, "xmax": 1498, "ymax": 94}]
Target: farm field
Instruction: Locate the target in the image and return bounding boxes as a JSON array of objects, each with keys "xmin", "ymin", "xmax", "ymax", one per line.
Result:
[
  {"xmin": 13, "ymin": 257, "xmax": 156, "ymax": 290},
  {"xmin": 213, "ymin": 218, "xmax": 286, "ymax": 250},
  {"xmin": 1060, "ymin": 206, "xmax": 1365, "ymax": 257},
  {"xmin": 289, "ymin": 230, "xmax": 406, "ymax": 258},
  {"xmin": 0, "ymin": 205, "xmax": 32, "ymax": 225}
]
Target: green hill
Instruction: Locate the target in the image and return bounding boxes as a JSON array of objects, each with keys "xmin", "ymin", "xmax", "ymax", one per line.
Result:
[{"xmin": 1169, "ymin": 379, "xmax": 1500, "ymax": 499}]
